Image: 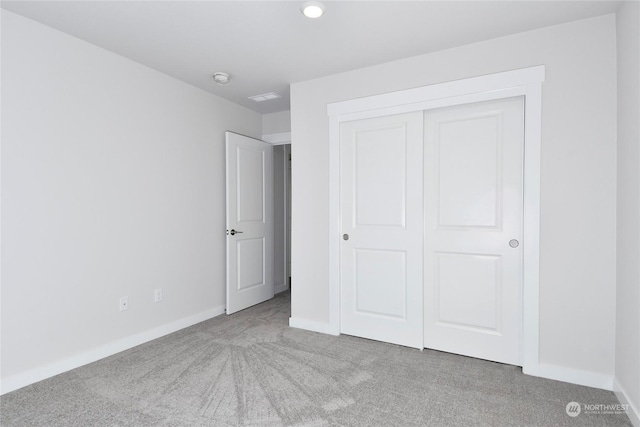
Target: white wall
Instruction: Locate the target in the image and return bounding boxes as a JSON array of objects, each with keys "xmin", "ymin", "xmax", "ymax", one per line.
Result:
[
  {"xmin": 262, "ymin": 111, "xmax": 291, "ymax": 136},
  {"xmin": 290, "ymin": 15, "xmax": 617, "ymax": 387},
  {"xmin": 615, "ymin": 1, "xmax": 640, "ymax": 423},
  {"xmin": 0, "ymin": 11, "xmax": 262, "ymax": 393}
]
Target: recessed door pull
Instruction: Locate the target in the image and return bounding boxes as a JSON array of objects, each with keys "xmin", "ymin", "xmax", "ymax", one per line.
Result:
[{"xmin": 509, "ymin": 239, "xmax": 519, "ymax": 248}]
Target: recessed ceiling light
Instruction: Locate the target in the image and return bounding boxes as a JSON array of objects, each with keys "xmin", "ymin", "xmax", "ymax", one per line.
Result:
[
  {"xmin": 212, "ymin": 72, "xmax": 231, "ymax": 85},
  {"xmin": 301, "ymin": 1, "xmax": 325, "ymax": 18}
]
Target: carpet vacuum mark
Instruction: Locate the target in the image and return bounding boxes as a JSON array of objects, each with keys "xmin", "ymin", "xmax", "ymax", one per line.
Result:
[{"xmin": 0, "ymin": 292, "xmax": 632, "ymax": 426}]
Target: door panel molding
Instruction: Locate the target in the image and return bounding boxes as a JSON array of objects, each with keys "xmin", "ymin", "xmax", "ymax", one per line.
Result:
[
  {"xmin": 433, "ymin": 251, "xmax": 503, "ymax": 334},
  {"xmin": 327, "ymin": 66, "xmax": 544, "ymax": 374}
]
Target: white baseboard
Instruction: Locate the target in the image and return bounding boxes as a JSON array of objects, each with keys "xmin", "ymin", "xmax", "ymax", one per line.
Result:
[
  {"xmin": 274, "ymin": 282, "xmax": 289, "ymax": 294},
  {"xmin": 614, "ymin": 378, "xmax": 640, "ymax": 426},
  {"xmin": 524, "ymin": 362, "xmax": 613, "ymax": 390},
  {"xmin": 0, "ymin": 305, "xmax": 225, "ymax": 395},
  {"xmin": 289, "ymin": 317, "xmax": 339, "ymax": 336}
]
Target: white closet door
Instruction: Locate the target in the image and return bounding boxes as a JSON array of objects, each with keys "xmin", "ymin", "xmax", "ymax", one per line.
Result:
[
  {"xmin": 340, "ymin": 112, "xmax": 424, "ymax": 349},
  {"xmin": 423, "ymin": 97, "xmax": 524, "ymax": 365}
]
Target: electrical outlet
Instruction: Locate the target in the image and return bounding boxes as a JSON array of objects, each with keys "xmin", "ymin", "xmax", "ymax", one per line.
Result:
[
  {"xmin": 119, "ymin": 296, "xmax": 128, "ymax": 312},
  {"xmin": 154, "ymin": 289, "xmax": 162, "ymax": 303}
]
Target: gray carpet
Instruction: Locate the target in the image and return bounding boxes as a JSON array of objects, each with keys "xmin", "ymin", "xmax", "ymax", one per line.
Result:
[{"xmin": 0, "ymin": 292, "xmax": 632, "ymax": 426}]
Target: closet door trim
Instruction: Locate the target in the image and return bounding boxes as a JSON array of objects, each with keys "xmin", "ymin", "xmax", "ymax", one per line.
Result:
[{"xmin": 327, "ymin": 65, "xmax": 545, "ymax": 376}]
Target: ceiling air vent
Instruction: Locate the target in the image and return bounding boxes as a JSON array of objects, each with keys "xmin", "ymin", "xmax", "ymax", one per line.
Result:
[{"xmin": 248, "ymin": 92, "xmax": 281, "ymax": 102}]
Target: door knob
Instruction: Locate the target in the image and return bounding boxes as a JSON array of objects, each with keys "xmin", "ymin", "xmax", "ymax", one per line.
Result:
[
  {"xmin": 509, "ymin": 239, "xmax": 519, "ymax": 248},
  {"xmin": 229, "ymin": 229, "xmax": 243, "ymax": 236},
  {"xmin": 343, "ymin": 234, "xmax": 349, "ymax": 241}
]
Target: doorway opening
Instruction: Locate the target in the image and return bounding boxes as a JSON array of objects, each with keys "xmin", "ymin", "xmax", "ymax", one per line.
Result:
[
  {"xmin": 224, "ymin": 133, "xmax": 290, "ymax": 314},
  {"xmin": 273, "ymin": 144, "xmax": 292, "ymax": 295}
]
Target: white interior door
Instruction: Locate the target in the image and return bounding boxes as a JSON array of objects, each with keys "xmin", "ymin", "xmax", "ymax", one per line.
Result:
[
  {"xmin": 225, "ymin": 131, "xmax": 274, "ymax": 315},
  {"xmin": 340, "ymin": 112, "xmax": 424, "ymax": 349},
  {"xmin": 423, "ymin": 97, "xmax": 524, "ymax": 365}
]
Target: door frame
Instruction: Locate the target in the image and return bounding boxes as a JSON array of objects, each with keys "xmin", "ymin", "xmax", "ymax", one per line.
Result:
[{"xmin": 326, "ymin": 65, "xmax": 545, "ymax": 375}]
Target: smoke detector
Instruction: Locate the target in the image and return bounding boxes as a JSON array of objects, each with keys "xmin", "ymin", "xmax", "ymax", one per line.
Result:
[{"xmin": 212, "ymin": 72, "xmax": 231, "ymax": 85}]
